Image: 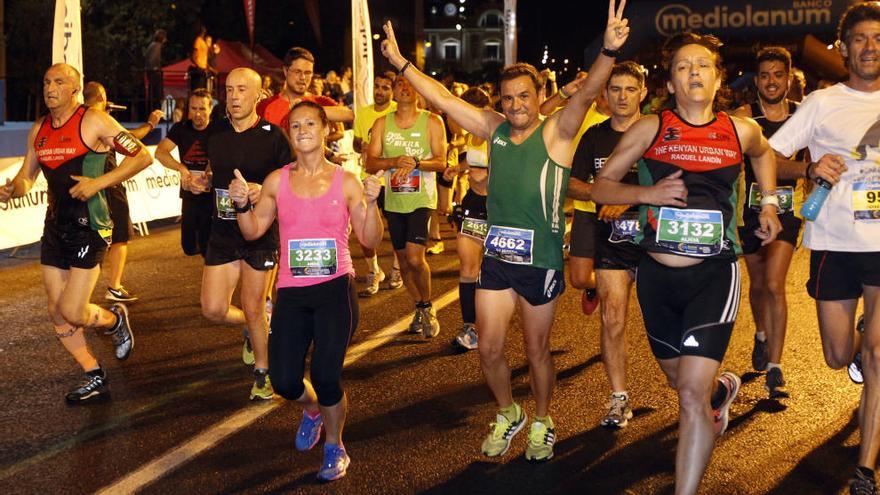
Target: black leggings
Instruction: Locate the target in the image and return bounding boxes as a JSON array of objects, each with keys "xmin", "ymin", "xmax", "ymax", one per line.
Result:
[{"xmin": 269, "ymin": 274, "xmax": 358, "ymax": 407}]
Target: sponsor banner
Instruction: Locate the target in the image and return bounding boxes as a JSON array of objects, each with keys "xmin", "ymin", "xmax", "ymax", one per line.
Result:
[
  {"xmin": 503, "ymin": 0, "xmax": 517, "ymax": 66},
  {"xmin": 352, "ymin": 0, "xmax": 374, "ymax": 109},
  {"xmin": 0, "ymin": 146, "xmax": 182, "ymax": 250},
  {"xmin": 244, "ymin": 0, "xmax": 256, "ymax": 47},
  {"xmin": 652, "ymin": 1, "xmax": 843, "ymax": 38},
  {"xmin": 53, "ymin": 0, "xmax": 84, "ymax": 98}
]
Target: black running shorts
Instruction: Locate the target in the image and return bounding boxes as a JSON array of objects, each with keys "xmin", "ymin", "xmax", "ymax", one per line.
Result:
[
  {"xmin": 808, "ymin": 250, "xmax": 880, "ymax": 301},
  {"xmin": 570, "ymin": 210, "xmax": 597, "ymax": 259},
  {"xmin": 205, "ymin": 240, "xmax": 278, "ymax": 271},
  {"xmin": 738, "ymin": 213, "xmax": 802, "ymax": 256},
  {"xmin": 40, "ymin": 222, "xmax": 108, "ymax": 270},
  {"xmin": 478, "ymin": 256, "xmax": 565, "ymax": 306},
  {"xmin": 385, "ymin": 207, "xmax": 431, "ymax": 250}
]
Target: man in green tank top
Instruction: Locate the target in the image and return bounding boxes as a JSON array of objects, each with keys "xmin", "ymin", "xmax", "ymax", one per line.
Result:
[
  {"xmin": 365, "ymin": 75, "xmax": 448, "ymax": 338},
  {"xmin": 379, "ymin": 0, "xmax": 630, "ymax": 461}
]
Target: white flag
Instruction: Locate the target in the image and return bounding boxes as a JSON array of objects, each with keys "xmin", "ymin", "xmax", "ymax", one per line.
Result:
[
  {"xmin": 53, "ymin": 0, "xmax": 83, "ymax": 74},
  {"xmin": 503, "ymin": 0, "xmax": 517, "ymax": 66},
  {"xmin": 352, "ymin": 0, "xmax": 374, "ymax": 109}
]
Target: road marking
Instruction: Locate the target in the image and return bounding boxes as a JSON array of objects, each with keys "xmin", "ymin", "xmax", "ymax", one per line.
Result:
[{"xmin": 95, "ymin": 286, "xmax": 459, "ymax": 495}]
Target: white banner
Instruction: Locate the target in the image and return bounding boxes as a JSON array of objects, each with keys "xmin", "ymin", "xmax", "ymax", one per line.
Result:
[
  {"xmin": 0, "ymin": 147, "xmax": 183, "ymax": 250},
  {"xmin": 504, "ymin": 0, "xmax": 517, "ymax": 66},
  {"xmin": 352, "ymin": 0, "xmax": 374, "ymax": 109},
  {"xmin": 53, "ymin": 0, "xmax": 83, "ymax": 74}
]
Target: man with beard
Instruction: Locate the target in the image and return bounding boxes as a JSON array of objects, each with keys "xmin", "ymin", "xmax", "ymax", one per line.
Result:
[
  {"xmin": 732, "ymin": 47, "xmax": 804, "ymax": 399},
  {"xmin": 768, "ymin": 4, "xmax": 880, "ymax": 493},
  {"xmin": 257, "ymin": 47, "xmax": 353, "ymax": 128}
]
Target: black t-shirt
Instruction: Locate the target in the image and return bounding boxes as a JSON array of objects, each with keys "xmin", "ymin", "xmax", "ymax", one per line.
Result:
[
  {"xmin": 206, "ymin": 117, "xmax": 292, "ymax": 249},
  {"xmin": 167, "ymin": 120, "xmax": 213, "ymax": 200},
  {"xmin": 571, "ymin": 120, "xmax": 638, "ymax": 240}
]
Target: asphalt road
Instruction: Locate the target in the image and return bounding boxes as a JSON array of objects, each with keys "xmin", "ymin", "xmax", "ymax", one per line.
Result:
[{"xmin": 0, "ymin": 219, "xmax": 866, "ymax": 495}]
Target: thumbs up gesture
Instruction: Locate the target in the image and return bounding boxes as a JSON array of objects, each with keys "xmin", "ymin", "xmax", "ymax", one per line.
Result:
[
  {"xmin": 363, "ymin": 170, "xmax": 383, "ymax": 204},
  {"xmin": 229, "ymin": 168, "xmax": 250, "ymax": 207}
]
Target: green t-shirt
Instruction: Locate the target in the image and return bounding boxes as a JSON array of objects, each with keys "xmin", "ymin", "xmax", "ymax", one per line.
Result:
[
  {"xmin": 382, "ymin": 110, "xmax": 437, "ymax": 213},
  {"xmin": 486, "ymin": 120, "xmax": 570, "ymax": 270}
]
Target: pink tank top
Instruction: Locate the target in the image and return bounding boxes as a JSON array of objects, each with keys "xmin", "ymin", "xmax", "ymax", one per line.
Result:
[{"xmin": 276, "ymin": 164, "xmax": 353, "ymax": 288}]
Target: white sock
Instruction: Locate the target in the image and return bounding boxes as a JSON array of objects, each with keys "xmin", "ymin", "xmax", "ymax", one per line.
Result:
[
  {"xmin": 612, "ymin": 391, "xmax": 629, "ymax": 400},
  {"xmin": 767, "ymin": 362, "xmax": 781, "ymax": 371},
  {"xmin": 756, "ymin": 331, "xmax": 767, "ymax": 342}
]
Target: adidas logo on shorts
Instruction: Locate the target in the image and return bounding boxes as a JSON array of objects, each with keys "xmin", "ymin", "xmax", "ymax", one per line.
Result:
[{"xmin": 683, "ymin": 335, "xmax": 699, "ymax": 347}]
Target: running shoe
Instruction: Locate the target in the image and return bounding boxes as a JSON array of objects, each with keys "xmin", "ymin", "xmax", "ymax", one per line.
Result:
[
  {"xmin": 358, "ymin": 269, "xmax": 386, "ymax": 297},
  {"xmin": 851, "ymin": 468, "xmax": 878, "ymax": 495},
  {"xmin": 295, "ymin": 410, "xmax": 323, "ymax": 451},
  {"xmin": 765, "ymin": 367, "xmax": 790, "ymax": 399},
  {"xmin": 581, "ymin": 289, "xmax": 599, "ymax": 315},
  {"xmin": 712, "ymin": 371, "xmax": 741, "ymax": 436},
  {"xmin": 317, "ymin": 443, "xmax": 350, "ymax": 482},
  {"xmin": 408, "ymin": 309, "xmax": 424, "ymax": 334},
  {"xmin": 524, "ymin": 418, "xmax": 556, "ymax": 462},
  {"xmin": 105, "ymin": 285, "xmax": 138, "ymax": 302},
  {"xmin": 453, "ymin": 324, "xmax": 478, "ymax": 350},
  {"xmin": 108, "ymin": 303, "xmax": 134, "ymax": 360},
  {"xmin": 242, "ymin": 328, "xmax": 255, "ymax": 366},
  {"xmin": 250, "ymin": 369, "xmax": 275, "ymax": 400},
  {"xmin": 751, "ymin": 334, "xmax": 769, "ymax": 372},
  {"xmin": 600, "ymin": 393, "xmax": 633, "ymax": 428},
  {"xmin": 65, "ymin": 369, "xmax": 108, "ymax": 404},
  {"xmin": 426, "ymin": 240, "xmax": 445, "ymax": 255},
  {"xmin": 850, "ymin": 315, "xmax": 866, "ymax": 385},
  {"xmin": 387, "ymin": 268, "xmax": 403, "ymax": 290},
  {"xmin": 421, "ymin": 305, "xmax": 440, "ymax": 339},
  {"xmin": 481, "ymin": 406, "xmax": 526, "ymax": 457}
]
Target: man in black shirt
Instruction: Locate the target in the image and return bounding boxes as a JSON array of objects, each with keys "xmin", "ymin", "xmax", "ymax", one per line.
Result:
[
  {"xmin": 155, "ymin": 88, "xmax": 215, "ymax": 256},
  {"xmin": 200, "ymin": 68, "xmax": 292, "ymax": 400},
  {"xmin": 566, "ymin": 61, "xmax": 647, "ymax": 429}
]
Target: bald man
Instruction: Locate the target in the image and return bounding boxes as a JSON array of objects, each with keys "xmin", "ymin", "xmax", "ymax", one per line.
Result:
[
  {"xmin": 0, "ymin": 63, "xmax": 152, "ymax": 403},
  {"xmin": 200, "ymin": 68, "xmax": 292, "ymax": 400}
]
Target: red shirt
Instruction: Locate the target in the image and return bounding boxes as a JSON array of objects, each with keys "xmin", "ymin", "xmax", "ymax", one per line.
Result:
[{"xmin": 256, "ymin": 93, "xmax": 340, "ymax": 128}]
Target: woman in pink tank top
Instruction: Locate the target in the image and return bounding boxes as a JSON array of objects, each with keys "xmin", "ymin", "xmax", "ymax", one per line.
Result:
[{"xmin": 230, "ymin": 101, "xmax": 383, "ymax": 482}]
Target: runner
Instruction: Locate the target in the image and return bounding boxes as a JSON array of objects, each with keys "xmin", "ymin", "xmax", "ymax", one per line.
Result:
[
  {"xmin": 155, "ymin": 88, "xmax": 215, "ymax": 257},
  {"xmin": 567, "ymin": 61, "xmax": 647, "ymax": 427},
  {"xmin": 379, "ymin": 0, "xmax": 629, "ymax": 460},
  {"xmin": 0, "ymin": 63, "xmax": 151, "ymax": 403},
  {"xmin": 83, "ymin": 81, "xmax": 164, "ymax": 303},
  {"xmin": 767, "ymin": 4, "xmax": 880, "ymax": 493},
  {"xmin": 352, "ymin": 71, "xmax": 402, "ymax": 296},
  {"xmin": 200, "ymin": 68, "xmax": 291, "ymax": 399},
  {"xmin": 591, "ymin": 32, "xmax": 782, "ymax": 494},
  {"xmin": 731, "ymin": 46, "xmax": 804, "ymax": 399},
  {"xmin": 232, "ymin": 100, "xmax": 383, "ymax": 481},
  {"xmin": 364, "ymin": 75, "xmax": 447, "ymax": 338},
  {"xmin": 445, "ymin": 87, "xmax": 492, "ymax": 351}
]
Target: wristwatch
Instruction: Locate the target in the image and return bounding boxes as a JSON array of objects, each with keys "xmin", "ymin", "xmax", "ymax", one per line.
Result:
[
  {"xmin": 413, "ymin": 156, "xmax": 421, "ymax": 170},
  {"xmin": 235, "ymin": 201, "xmax": 252, "ymax": 213}
]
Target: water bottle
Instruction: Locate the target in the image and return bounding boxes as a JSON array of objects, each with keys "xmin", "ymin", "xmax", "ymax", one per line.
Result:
[{"xmin": 800, "ymin": 177, "xmax": 832, "ymax": 221}]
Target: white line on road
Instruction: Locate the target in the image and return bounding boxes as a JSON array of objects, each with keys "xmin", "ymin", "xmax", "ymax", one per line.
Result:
[{"xmin": 95, "ymin": 286, "xmax": 459, "ymax": 495}]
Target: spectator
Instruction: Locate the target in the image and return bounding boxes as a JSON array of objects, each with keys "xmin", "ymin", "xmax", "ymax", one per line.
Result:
[
  {"xmin": 189, "ymin": 26, "xmax": 209, "ymax": 92},
  {"xmin": 144, "ymin": 29, "xmax": 167, "ymax": 111}
]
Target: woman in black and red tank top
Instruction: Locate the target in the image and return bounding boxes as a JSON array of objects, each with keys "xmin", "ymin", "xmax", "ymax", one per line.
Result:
[{"xmin": 591, "ymin": 33, "xmax": 783, "ymax": 494}]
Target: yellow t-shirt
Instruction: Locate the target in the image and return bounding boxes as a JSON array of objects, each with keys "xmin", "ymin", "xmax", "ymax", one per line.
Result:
[
  {"xmin": 354, "ymin": 101, "xmax": 398, "ymax": 143},
  {"xmin": 573, "ymin": 102, "xmax": 610, "ymax": 212}
]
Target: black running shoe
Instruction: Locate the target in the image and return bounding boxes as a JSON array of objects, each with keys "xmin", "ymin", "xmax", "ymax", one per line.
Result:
[
  {"xmin": 751, "ymin": 335, "xmax": 769, "ymax": 372},
  {"xmin": 65, "ymin": 369, "xmax": 108, "ymax": 404},
  {"xmin": 765, "ymin": 367, "xmax": 790, "ymax": 399},
  {"xmin": 106, "ymin": 286, "xmax": 138, "ymax": 302},
  {"xmin": 108, "ymin": 303, "xmax": 134, "ymax": 360},
  {"xmin": 851, "ymin": 468, "xmax": 878, "ymax": 495}
]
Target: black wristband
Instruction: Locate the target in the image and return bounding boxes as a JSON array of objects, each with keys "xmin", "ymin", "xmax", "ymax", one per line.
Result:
[
  {"xmin": 805, "ymin": 162, "xmax": 815, "ymax": 180},
  {"xmin": 413, "ymin": 156, "xmax": 421, "ymax": 170},
  {"xmin": 601, "ymin": 46, "xmax": 621, "ymax": 58},
  {"xmin": 399, "ymin": 61, "xmax": 412, "ymax": 75},
  {"xmin": 234, "ymin": 201, "xmax": 252, "ymax": 214}
]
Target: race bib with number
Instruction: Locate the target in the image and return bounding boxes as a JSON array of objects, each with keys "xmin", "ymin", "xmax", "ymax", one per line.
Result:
[
  {"xmin": 655, "ymin": 207, "xmax": 724, "ymax": 256},
  {"xmin": 215, "ymin": 189, "xmax": 236, "ymax": 220},
  {"xmin": 853, "ymin": 180, "xmax": 880, "ymax": 221},
  {"xmin": 609, "ymin": 211, "xmax": 640, "ymax": 243},
  {"xmin": 288, "ymin": 238, "xmax": 338, "ymax": 277},
  {"xmin": 748, "ymin": 183, "xmax": 793, "ymax": 213},
  {"xmin": 484, "ymin": 226, "xmax": 534, "ymax": 265},
  {"xmin": 390, "ymin": 170, "xmax": 421, "ymax": 193},
  {"xmin": 461, "ymin": 217, "xmax": 488, "ymax": 241}
]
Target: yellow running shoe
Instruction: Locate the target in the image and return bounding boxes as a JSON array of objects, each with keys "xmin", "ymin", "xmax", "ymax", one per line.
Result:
[
  {"xmin": 250, "ymin": 370, "xmax": 275, "ymax": 401},
  {"xmin": 481, "ymin": 405, "xmax": 526, "ymax": 457},
  {"xmin": 242, "ymin": 328, "xmax": 255, "ymax": 366},
  {"xmin": 524, "ymin": 417, "xmax": 556, "ymax": 462}
]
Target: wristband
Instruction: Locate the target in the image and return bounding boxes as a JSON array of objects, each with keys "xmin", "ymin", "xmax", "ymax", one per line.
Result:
[
  {"xmin": 234, "ymin": 200, "xmax": 252, "ymax": 214},
  {"xmin": 413, "ymin": 156, "xmax": 421, "ymax": 170},
  {"xmin": 398, "ymin": 61, "xmax": 412, "ymax": 75},
  {"xmin": 601, "ymin": 46, "xmax": 621, "ymax": 58},
  {"xmin": 804, "ymin": 162, "xmax": 815, "ymax": 180},
  {"xmin": 760, "ymin": 194, "xmax": 780, "ymax": 211},
  {"xmin": 558, "ymin": 86, "xmax": 570, "ymax": 100}
]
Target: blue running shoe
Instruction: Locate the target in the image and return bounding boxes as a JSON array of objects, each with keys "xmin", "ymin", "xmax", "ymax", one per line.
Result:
[
  {"xmin": 317, "ymin": 443, "xmax": 350, "ymax": 482},
  {"xmin": 295, "ymin": 410, "xmax": 323, "ymax": 451}
]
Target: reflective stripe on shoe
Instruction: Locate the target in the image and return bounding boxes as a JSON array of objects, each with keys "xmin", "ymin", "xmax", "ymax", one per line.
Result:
[
  {"xmin": 481, "ymin": 409, "xmax": 526, "ymax": 457},
  {"xmin": 317, "ymin": 444, "xmax": 350, "ymax": 482},
  {"xmin": 712, "ymin": 371, "xmax": 740, "ymax": 436},
  {"xmin": 525, "ymin": 420, "xmax": 556, "ymax": 461}
]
